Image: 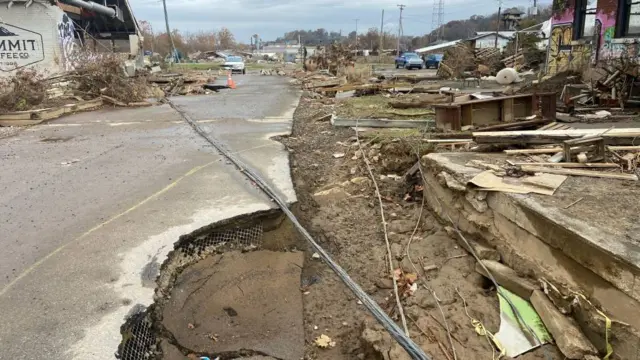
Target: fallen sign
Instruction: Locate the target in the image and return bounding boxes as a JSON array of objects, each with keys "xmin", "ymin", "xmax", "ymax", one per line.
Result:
[
  {"xmin": 331, "ymin": 117, "xmax": 435, "ymax": 129},
  {"xmin": 474, "ymin": 128, "xmax": 640, "ymax": 145},
  {"xmin": 433, "ymin": 93, "xmax": 556, "ymax": 131}
]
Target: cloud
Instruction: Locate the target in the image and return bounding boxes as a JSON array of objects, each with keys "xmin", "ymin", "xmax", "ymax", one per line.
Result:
[{"xmin": 130, "ymin": 0, "xmax": 544, "ymax": 41}]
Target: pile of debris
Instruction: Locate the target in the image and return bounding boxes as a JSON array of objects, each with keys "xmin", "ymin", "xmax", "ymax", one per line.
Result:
[
  {"xmin": 438, "ymin": 42, "xmax": 542, "ymax": 80},
  {"xmin": 147, "ymin": 72, "xmax": 220, "ymax": 96},
  {"xmin": 560, "ymin": 57, "xmax": 640, "ymax": 110},
  {"xmin": 437, "ymin": 43, "xmax": 477, "ymax": 79},
  {"xmin": 305, "ymin": 43, "xmax": 356, "ymax": 76},
  {"xmin": 0, "ymin": 54, "xmax": 152, "ymax": 116}
]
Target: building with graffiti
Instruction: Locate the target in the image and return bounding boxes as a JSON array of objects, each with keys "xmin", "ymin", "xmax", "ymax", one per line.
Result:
[
  {"xmin": 547, "ymin": 0, "xmax": 640, "ymax": 74},
  {"xmin": 0, "ymin": 0, "xmax": 140, "ymax": 77}
]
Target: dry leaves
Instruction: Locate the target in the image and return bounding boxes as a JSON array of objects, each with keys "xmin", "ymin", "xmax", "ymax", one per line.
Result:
[
  {"xmin": 314, "ymin": 334, "xmax": 336, "ymax": 348},
  {"xmin": 394, "ymin": 268, "xmax": 419, "ymax": 296}
]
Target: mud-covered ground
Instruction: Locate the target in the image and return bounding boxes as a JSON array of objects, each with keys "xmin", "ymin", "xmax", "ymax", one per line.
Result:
[{"xmin": 282, "ymin": 92, "xmax": 562, "ymax": 359}]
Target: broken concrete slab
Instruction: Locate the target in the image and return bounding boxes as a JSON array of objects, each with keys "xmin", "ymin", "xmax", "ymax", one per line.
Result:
[
  {"xmin": 530, "ymin": 290, "xmax": 598, "ymax": 359},
  {"xmin": 475, "ymin": 260, "xmax": 537, "ymax": 300},
  {"xmin": 161, "ymin": 251, "xmax": 305, "ymax": 360}
]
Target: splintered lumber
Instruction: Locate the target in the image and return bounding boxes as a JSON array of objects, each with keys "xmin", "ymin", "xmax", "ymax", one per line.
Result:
[
  {"xmin": 504, "ymin": 145, "xmax": 640, "ymax": 154},
  {"xmin": 520, "ymin": 166, "xmax": 638, "ymax": 180},
  {"xmin": 509, "ymin": 162, "xmax": 620, "ymax": 168},
  {"xmin": 474, "ymin": 128, "xmax": 640, "ymax": 145},
  {"xmin": 331, "ymin": 117, "xmax": 434, "ymax": 128}
]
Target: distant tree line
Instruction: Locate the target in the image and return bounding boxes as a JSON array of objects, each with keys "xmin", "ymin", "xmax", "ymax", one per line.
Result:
[
  {"xmin": 274, "ymin": 5, "xmax": 552, "ymax": 51},
  {"xmin": 138, "ymin": 21, "xmax": 243, "ymax": 56}
]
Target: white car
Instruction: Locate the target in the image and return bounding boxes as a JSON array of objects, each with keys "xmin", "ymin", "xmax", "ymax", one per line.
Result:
[{"xmin": 222, "ymin": 56, "xmax": 246, "ymax": 74}]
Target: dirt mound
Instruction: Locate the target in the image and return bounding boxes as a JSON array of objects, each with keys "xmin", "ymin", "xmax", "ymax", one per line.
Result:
[{"xmin": 284, "ymin": 92, "xmax": 562, "ymax": 359}]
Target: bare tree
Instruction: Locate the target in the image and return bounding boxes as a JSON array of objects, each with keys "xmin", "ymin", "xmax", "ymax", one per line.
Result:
[{"xmin": 217, "ymin": 27, "xmax": 236, "ymax": 50}]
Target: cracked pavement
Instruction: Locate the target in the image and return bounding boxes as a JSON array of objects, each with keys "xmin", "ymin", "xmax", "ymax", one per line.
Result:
[{"xmin": 0, "ymin": 75, "xmax": 301, "ymax": 360}]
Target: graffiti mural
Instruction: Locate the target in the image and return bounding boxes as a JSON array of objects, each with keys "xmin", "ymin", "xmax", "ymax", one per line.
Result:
[
  {"xmin": 600, "ymin": 25, "xmax": 640, "ymax": 59},
  {"xmin": 57, "ymin": 13, "xmax": 77, "ymax": 71},
  {"xmin": 547, "ymin": 23, "xmax": 593, "ymax": 74}
]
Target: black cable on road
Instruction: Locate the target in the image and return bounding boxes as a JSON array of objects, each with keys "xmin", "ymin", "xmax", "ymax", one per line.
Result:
[{"xmin": 167, "ymin": 99, "xmax": 431, "ymax": 360}]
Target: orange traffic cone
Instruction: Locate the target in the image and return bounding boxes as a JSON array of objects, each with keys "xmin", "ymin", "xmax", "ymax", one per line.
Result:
[{"xmin": 226, "ymin": 71, "xmax": 236, "ymax": 89}]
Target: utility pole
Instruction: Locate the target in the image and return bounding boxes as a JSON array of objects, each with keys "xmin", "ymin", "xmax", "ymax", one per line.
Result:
[
  {"xmin": 379, "ymin": 9, "xmax": 385, "ymax": 53},
  {"xmin": 397, "ymin": 4, "xmax": 405, "ymax": 56},
  {"xmin": 354, "ymin": 18, "xmax": 359, "ymax": 51},
  {"xmin": 495, "ymin": 0, "xmax": 502, "ymax": 48},
  {"xmin": 162, "ymin": 0, "xmax": 177, "ymax": 63}
]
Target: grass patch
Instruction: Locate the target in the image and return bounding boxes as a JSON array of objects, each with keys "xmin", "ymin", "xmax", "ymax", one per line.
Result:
[{"xmin": 336, "ymin": 95, "xmax": 435, "ymax": 120}]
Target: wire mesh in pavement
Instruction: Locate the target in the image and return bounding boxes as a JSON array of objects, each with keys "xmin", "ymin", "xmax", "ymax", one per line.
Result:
[{"xmin": 177, "ymin": 222, "xmax": 263, "ymax": 257}]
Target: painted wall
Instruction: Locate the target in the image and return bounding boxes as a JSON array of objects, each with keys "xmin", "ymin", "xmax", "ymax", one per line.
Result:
[
  {"xmin": 0, "ymin": 0, "xmax": 72, "ymax": 77},
  {"xmin": 547, "ymin": 0, "xmax": 640, "ymax": 73}
]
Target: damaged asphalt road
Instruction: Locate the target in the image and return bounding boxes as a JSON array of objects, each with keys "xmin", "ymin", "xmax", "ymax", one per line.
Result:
[{"xmin": 0, "ymin": 75, "xmax": 301, "ymax": 360}]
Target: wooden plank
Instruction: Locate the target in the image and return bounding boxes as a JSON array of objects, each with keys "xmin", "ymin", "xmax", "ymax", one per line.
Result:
[
  {"xmin": 320, "ymin": 83, "xmax": 404, "ymax": 92},
  {"xmin": 332, "ymin": 118, "xmax": 435, "ymax": 128},
  {"xmin": 476, "ymin": 118, "xmax": 552, "ymax": 132},
  {"xmin": 0, "ymin": 108, "xmax": 48, "ymax": 121},
  {"xmin": 435, "ymin": 107, "xmax": 461, "ymax": 131},
  {"xmin": 538, "ymin": 122, "xmax": 558, "ymax": 130},
  {"xmin": 501, "ymin": 97, "xmax": 514, "ymax": 123},
  {"xmin": 607, "ymin": 145, "xmax": 640, "ymax": 152},
  {"xmin": 504, "ymin": 145, "xmax": 640, "ymax": 154},
  {"xmin": 473, "ymin": 128, "xmax": 640, "ymax": 145},
  {"xmin": 425, "ymin": 139, "xmax": 472, "ymax": 143},
  {"xmin": 433, "ymin": 92, "xmax": 555, "ymax": 109},
  {"xmin": 460, "ymin": 104, "xmax": 473, "ymax": 127},
  {"xmin": 509, "ymin": 162, "xmax": 620, "ymax": 168},
  {"xmin": 0, "ymin": 99, "xmax": 103, "ymax": 126},
  {"xmin": 520, "ymin": 166, "xmax": 638, "ymax": 180}
]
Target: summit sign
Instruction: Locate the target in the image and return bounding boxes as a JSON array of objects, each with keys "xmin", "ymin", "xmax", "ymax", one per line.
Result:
[{"xmin": 0, "ymin": 24, "xmax": 44, "ymax": 72}]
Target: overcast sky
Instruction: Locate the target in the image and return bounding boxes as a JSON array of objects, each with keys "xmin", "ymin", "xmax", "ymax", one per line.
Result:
[{"xmin": 130, "ymin": 0, "xmax": 547, "ymax": 42}]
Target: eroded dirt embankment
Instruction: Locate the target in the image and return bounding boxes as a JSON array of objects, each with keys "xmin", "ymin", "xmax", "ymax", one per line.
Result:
[{"xmin": 282, "ymin": 92, "xmax": 562, "ymax": 359}]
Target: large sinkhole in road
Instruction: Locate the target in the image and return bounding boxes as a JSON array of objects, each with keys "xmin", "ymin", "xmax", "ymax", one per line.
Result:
[{"xmin": 117, "ymin": 209, "xmax": 305, "ymax": 360}]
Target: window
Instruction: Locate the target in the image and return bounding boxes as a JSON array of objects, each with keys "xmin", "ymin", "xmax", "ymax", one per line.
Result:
[
  {"xmin": 617, "ymin": 0, "xmax": 640, "ymax": 36},
  {"xmin": 574, "ymin": 0, "xmax": 598, "ymax": 39}
]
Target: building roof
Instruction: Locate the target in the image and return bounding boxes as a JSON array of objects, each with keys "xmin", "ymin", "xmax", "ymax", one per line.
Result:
[
  {"xmin": 503, "ymin": 8, "xmax": 525, "ymax": 14},
  {"xmin": 475, "ymin": 31, "xmax": 517, "ymax": 38},
  {"xmin": 414, "ymin": 40, "xmax": 461, "ymax": 54},
  {"xmin": 469, "ymin": 32, "xmax": 513, "ymax": 41}
]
